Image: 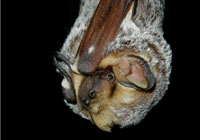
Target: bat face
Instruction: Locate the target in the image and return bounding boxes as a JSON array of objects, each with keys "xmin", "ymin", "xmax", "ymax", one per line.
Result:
[
  {"xmin": 78, "ymin": 66, "xmax": 116, "ymax": 110},
  {"xmin": 55, "ymin": 0, "xmax": 172, "ymax": 132}
]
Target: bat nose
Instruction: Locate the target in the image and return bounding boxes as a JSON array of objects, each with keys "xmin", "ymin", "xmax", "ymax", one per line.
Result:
[{"xmin": 83, "ymin": 99, "xmax": 90, "ymax": 106}]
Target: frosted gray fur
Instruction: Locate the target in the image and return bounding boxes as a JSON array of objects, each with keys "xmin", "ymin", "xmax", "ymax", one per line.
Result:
[{"xmin": 59, "ymin": 0, "xmax": 172, "ymax": 128}]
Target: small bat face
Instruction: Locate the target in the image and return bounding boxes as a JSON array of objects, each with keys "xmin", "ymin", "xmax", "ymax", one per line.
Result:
[{"xmin": 78, "ymin": 67, "xmax": 116, "ymax": 110}]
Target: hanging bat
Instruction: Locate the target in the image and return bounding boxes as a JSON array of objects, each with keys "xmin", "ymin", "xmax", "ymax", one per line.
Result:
[{"xmin": 54, "ymin": 0, "xmax": 172, "ymax": 132}]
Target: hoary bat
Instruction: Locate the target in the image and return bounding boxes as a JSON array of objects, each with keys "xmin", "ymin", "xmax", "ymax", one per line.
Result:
[{"xmin": 54, "ymin": 0, "xmax": 172, "ymax": 132}]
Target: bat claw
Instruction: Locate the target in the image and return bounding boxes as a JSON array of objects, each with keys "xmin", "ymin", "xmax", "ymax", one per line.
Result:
[
  {"xmin": 54, "ymin": 53, "xmax": 77, "ymax": 104},
  {"xmin": 55, "ymin": 51, "xmax": 72, "ymax": 70}
]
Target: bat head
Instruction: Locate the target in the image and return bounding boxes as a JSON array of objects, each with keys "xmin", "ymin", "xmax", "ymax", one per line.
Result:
[{"xmin": 78, "ymin": 66, "xmax": 116, "ymax": 109}]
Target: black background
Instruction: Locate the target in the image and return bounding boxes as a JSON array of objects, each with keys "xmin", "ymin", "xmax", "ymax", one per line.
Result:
[{"xmin": 3, "ymin": 0, "xmax": 198, "ymax": 139}]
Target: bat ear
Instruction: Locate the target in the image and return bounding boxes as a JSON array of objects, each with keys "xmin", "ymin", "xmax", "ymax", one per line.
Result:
[{"xmin": 99, "ymin": 52, "xmax": 156, "ymax": 91}]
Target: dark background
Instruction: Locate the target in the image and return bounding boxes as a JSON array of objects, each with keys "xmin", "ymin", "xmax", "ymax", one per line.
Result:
[{"xmin": 3, "ymin": 0, "xmax": 197, "ymax": 139}]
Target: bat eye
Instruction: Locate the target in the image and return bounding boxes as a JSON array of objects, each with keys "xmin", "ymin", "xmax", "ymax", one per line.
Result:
[
  {"xmin": 107, "ymin": 73, "xmax": 114, "ymax": 81},
  {"xmin": 89, "ymin": 90, "xmax": 96, "ymax": 98}
]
